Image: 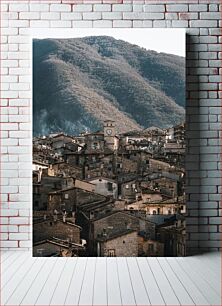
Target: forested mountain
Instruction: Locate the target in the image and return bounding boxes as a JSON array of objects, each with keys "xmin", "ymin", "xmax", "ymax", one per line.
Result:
[{"xmin": 33, "ymin": 36, "xmax": 185, "ymax": 136}]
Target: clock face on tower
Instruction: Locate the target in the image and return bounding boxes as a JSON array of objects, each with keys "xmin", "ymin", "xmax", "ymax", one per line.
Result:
[{"xmin": 106, "ymin": 129, "xmax": 112, "ymax": 135}]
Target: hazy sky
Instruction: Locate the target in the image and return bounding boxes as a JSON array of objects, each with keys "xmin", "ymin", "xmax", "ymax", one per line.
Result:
[{"xmin": 32, "ymin": 28, "xmax": 185, "ymax": 57}]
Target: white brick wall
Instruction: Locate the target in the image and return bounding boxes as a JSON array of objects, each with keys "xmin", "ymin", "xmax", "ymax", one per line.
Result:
[{"xmin": 1, "ymin": 0, "xmax": 221, "ymax": 254}]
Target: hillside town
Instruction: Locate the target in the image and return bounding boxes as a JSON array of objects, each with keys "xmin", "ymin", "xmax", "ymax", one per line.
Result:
[{"xmin": 33, "ymin": 120, "xmax": 186, "ymax": 257}]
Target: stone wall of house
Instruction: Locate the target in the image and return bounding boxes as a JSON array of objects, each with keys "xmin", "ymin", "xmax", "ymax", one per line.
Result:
[
  {"xmin": 117, "ymin": 156, "xmax": 138, "ymax": 174},
  {"xmin": 93, "ymin": 212, "xmax": 156, "ymax": 240},
  {"xmin": 48, "ymin": 189, "xmax": 77, "ymax": 212},
  {"xmin": 52, "ymin": 162, "xmax": 83, "ymax": 179},
  {"xmin": 99, "ymin": 231, "xmax": 138, "ymax": 256},
  {"xmin": 138, "ymin": 236, "xmax": 164, "ymax": 256},
  {"xmin": 74, "ymin": 179, "xmax": 95, "ymax": 192},
  {"xmin": 89, "ymin": 178, "xmax": 118, "ymax": 198},
  {"xmin": 76, "ymin": 189, "xmax": 106, "ymax": 206},
  {"xmin": 33, "ymin": 220, "xmax": 81, "ymax": 243},
  {"xmin": 149, "ymin": 158, "xmax": 172, "ymax": 172}
]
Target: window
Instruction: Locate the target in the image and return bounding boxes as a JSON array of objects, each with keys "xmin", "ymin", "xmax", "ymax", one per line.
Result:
[
  {"xmin": 107, "ymin": 182, "xmax": 113, "ymax": 191},
  {"xmin": 107, "ymin": 249, "xmax": 115, "ymax": 257},
  {"xmin": 125, "ymin": 184, "xmax": 129, "ymax": 189},
  {"xmin": 64, "ymin": 193, "xmax": 69, "ymax": 199},
  {"xmin": 148, "ymin": 244, "xmax": 154, "ymax": 252},
  {"xmin": 92, "ymin": 142, "xmax": 99, "ymax": 149}
]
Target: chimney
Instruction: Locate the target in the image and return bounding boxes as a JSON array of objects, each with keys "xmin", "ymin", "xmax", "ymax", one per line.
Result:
[{"xmin": 37, "ymin": 167, "xmax": 42, "ymax": 183}]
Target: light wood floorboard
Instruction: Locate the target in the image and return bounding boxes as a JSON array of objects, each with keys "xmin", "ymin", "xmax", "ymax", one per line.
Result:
[{"xmin": 0, "ymin": 251, "xmax": 220, "ymax": 306}]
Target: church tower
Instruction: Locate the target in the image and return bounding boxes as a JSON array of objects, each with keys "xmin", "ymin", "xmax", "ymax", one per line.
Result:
[{"xmin": 103, "ymin": 120, "xmax": 118, "ymax": 150}]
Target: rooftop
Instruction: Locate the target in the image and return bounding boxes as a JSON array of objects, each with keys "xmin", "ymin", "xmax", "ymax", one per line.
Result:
[{"xmin": 96, "ymin": 229, "xmax": 137, "ymax": 242}]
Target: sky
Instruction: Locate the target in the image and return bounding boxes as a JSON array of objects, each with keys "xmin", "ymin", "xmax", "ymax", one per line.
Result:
[{"xmin": 32, "ymin": 28, "xmax": 185, "ymax": 57}]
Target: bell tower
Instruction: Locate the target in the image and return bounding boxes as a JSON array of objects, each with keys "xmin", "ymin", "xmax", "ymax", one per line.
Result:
[{"xmin": 104, "ymin": 120, "xmax": 118, "ymax": 150}]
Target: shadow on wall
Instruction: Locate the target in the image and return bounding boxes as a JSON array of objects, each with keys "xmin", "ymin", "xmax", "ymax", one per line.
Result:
[{"xmin": 186, "ymin": 34, "xmax": 200, "ymax": 256}]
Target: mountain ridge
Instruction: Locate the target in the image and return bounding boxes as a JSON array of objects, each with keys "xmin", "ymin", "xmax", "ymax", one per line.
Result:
[{"xmin": 33, "ymin": 36, "xmax": 185, "ymax": 136}]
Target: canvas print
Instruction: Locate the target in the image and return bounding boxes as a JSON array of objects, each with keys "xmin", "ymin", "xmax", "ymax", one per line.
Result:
[{"xmin": 33, "ymin": 29, "xmax": 186, "ymax": 257}]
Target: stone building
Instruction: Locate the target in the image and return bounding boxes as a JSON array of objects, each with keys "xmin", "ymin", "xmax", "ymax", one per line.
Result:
[
  {"xmin": 33, "ymin": 241, "xmax": 62, "ymax": 257},
  {"xmin": 50, "ymin": 162, "xmax": 83, "ymax": 179},
  {"xmin": 84, "ymin": 131, "xmax": 105, "ymax": 153},
  {"xmin": 96, "ymin": 229, "xmax": 138, "ymax": 257},
  {"xmin": 173, "ymin": 122, "xmax": 185, "ymax": 143},
  {"xmin": 150, "ymin": 176, "xmax": 179, "ymax": 198},
  {"xmin": 138, "ymin": 236, "xmax": 164, "ymax": 257},
  {"xmin": 88, "ymin": 177, "xmax": 118, "ymax": 199},
  {"xmin": 116, "ymin": 155, "xmax": 138, "ymax": 175},
  {"xmin": 145, "ymin": 202, "xmax": 183, "ymax": 215},
  {"xmin": 32, "ymin": 160, "xmax": 48, "ymax": 173},
  {"xmin": 157, "ymin": 217, "xmax": 186, "ymax": 256},
  {"xmin": 99, "ymin": 155, "xmax": 116, "ymax": 178},
  {"xmin": 89, "ymin": 211, "xmax": 156, "ymax": 255},
  {"xmin": 48, "ymin": 184, "xmax": 104, "ymax": 214},
  {"xmin": 74, "ymin": 179, "xmax": 95, "ymax": 193},
  {"xmin": 33, "ymin": 219, "xmax": 82, "ymax": 245},
  {"xmin": 33, "ymin": 175, "xmax": 67, "ymax": 211},
  {"xmin": 103, "ymin": 120, "xmax": 119, "ymax": 151},
  {"xmin": 120, "ymin": 179, "xmax": 141, "ymax": 201},
  {"xmin": 51, "ymin": 133, "xmax": 76, "ymax": 150},
  {"xmin": 48, "ymin": 187, "xmax": 77, "ymax": 213},
  {"xmin": 149, "ymin": 158, "xmax": 172, "ymax": 172},
  {"xmin": 33, "ymin": 239, "xmax": 85, "ymax": 257}
]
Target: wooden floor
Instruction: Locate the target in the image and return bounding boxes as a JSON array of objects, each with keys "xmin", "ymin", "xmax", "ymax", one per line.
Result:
[{"xmin": 0, "ymin": 251, "xmax": 221, "ymax": 306}]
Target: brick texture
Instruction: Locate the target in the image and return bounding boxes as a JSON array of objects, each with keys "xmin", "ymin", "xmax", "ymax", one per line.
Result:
[{"xmin": 0, "ymin": 0, "xmax": 221, "ymax": 255}]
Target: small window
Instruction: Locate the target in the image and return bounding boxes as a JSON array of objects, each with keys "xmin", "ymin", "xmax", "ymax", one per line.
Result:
[
  {"xmin": 108, "ymin": 249, "xmax": 115, "ymax": 257},
  {"xmin": 148, "ymin": 244, "xmax": 154, "ymax": 252},
  {"xmin": 92, "ymin": 142, "xmax": 99, "ymax": 149},
  {"xmin": 125, "ymin": 185, "xmax": 129, "ymax": 189},
  {"xmin": 64, "ymin": 193, "xmax": 69, "ymax": 199},
  {"xmin": 107, "ymin": 182, "xmax": 113, "ymax": 191}
]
